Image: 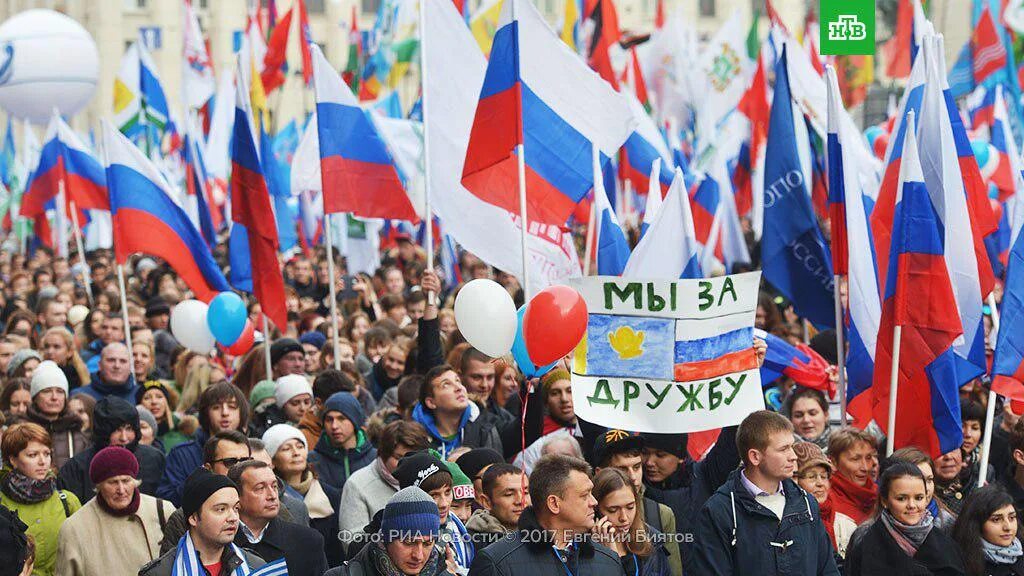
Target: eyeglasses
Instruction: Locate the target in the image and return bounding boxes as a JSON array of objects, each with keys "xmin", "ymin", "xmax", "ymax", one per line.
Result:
[
  {"xmin": 798, "ymin": 471, "xmax": 831, "ymax": 482},
  {"xmin": 211, "ymin": 456, "xmax": 252, "ymax": 468}
]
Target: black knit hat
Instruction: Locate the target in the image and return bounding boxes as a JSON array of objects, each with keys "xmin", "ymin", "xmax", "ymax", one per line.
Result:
[
  {"xmin": 182, "ymin": 468, "xmax": 237, "ymax": 519},
  {"xmin": 640, "ymin": 432, "xmax": 688, "ymax": 460},
  {"xmin": 455, "ymin": 448, "xmax": 503, "ymax": 481},
  {"xmin": 92, "ymin": 397, "xmax": 141, "ymax": 450},
  {"xmin": 394, "ymin": 451, "xmax": 448, "ymax": 490},
  {"xmin": 270, "ymin": 338, "xmax": 304, "ymax": 365},
  {"xmin": 592, "ymin": 429, "xmax": 644, "ymax": 467},
  {"xmin": 0, "ymin": 504, "xmax": 28, "ymax": 576}
]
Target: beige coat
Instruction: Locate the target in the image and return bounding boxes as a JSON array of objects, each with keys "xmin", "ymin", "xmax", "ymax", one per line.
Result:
[{"xmin": 56, "ymin": 493, "xmax": 174, "ymax": 576}]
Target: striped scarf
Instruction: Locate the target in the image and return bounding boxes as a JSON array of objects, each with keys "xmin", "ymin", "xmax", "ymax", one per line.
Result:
[{"xmin": 171, "ymin": 532, "xmax": 289, "ymax": 576}]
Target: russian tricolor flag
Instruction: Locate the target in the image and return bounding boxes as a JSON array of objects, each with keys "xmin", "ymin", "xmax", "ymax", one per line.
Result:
[
  {"xmin": 869, "ymin": 111, "xmax": 964, "ymax": 458},
  {"xmin": 639, "ymin": 157, "xmax": 663, "ymax": 239},
  {"xmin": 826, "ymin": 67, "xmax": 881, "ymax": 416},
  {"xmin": 311, "ymin": 45, "xmax": 419, "ymax": 222},
  {"xmin": 229, "ymin": 58, "xmax": 288, "ymax": 330},
  {"xmin": 22, "ymin": 112, "xmax": 108, "ymax": 224},
  {"xmin": 690, "ymin": 174, "xmax": 723, "ymax": 272},
  {"xmin": 593, "ymin": 149, "xmax": 630, "ymax": 276},
  {"xmin": 756, "ymin": 329, "xmax": 832, "ymax": 394},
  {"xmin": 183, "ymin": 121, "xmax": 218, "ymax": 248},
  {"xmin": 461, "ymin": 0, "xmax": 634, "ymax": 226},
  {"xmin": 621, "ymin": 93, "xmax": 673, "ymax": 198},
  {"xmin": 993, "ymin": 209, "xmax": 1024, "ymax": 403},
  {"xmin": 918, "ymin": 36, "xmax": 994, "ymax": 386},
  {"xmin": 989, "ymin": 85, "xmax": 1019, "ymax": 202},
  {"xmin": 102, "ymin": 121, "xmax": 229, "ymax": 303},
  {"xmin": 623, "ymin": 167, "xmax": 701, "ymax": 280}
]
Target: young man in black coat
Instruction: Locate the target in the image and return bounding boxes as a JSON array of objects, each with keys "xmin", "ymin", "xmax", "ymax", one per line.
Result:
[
  {"xmin": 229, "ymin": 460, "xmax": 328, "ymax": 576},
  {"xmin": 57, "ymin": 396, "xmax": 165, "ymax": 503},
  {"xmin": 468, "ymin": 454, "xmax": 623, "ymax": 576},
  {"xmin": 692, "ymin": 410, "xmax": 839, "ymax": 576}
]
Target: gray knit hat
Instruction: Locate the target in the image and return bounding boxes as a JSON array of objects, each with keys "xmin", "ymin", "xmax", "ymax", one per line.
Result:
[
  {"xmin": 7, "ymin": 349, "xmax": 41, "ymax": 377},
  {"xmin": 136, "ymin": 405, "xmax": 158, "ymax": 434},
  {"xmin": 380, "ymin": 486, "xmax": 441, "ymax": 542}
]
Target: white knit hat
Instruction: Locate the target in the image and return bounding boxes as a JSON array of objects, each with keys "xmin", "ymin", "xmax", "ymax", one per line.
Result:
[
  {"xmin": 274, "ymin": 374, "xmax": 312, "ymax": 408},
  {"xmin": 30, "ymin": 360, "xmax": 69, "ymax": 398},
  {"xmin": 261, "ymin": 424, "xmax": 307, "ymax": 458}
]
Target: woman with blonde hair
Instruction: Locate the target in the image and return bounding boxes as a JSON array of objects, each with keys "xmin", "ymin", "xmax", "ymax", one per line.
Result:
[
  {"xmin": 592, "ymin": 467, "xmax": 671, "ymax": 576},
  {"xmin": 175, "ymin": 357, "xmax": 212, "ymax": 415},
  {"xmin": 38, "ymin": 328, "xmax": 89, "ymax": 392}
]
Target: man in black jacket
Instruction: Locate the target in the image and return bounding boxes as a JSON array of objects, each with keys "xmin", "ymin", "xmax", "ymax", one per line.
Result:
[
  {"xmin": 229, "ymin": 460, "xmax": 328, "ymax": 575},
  {"xmin": 57, "ymin": 396, "xmax": 165, "ymax": 503},
  {"xmin": 468, "ymin": 454, "xmax": 622, "ymax": 576}
]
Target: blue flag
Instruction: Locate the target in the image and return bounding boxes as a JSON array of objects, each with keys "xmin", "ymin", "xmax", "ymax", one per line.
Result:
[{"xmin": 761, "ymin": 47, "xmax": 835, "ymax": 328}]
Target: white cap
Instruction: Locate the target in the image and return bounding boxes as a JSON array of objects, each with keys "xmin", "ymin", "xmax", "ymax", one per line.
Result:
[
  {"xmin": 261, "ymin": 424, "xmax": 307, "ymax": 458},
  {"xmin": 274, "ymin": 374, "xmax": 312, "ymax": 408},
  {"xmin": 30, "ymin": 360, "xmax": 69, "ymax": 398}
]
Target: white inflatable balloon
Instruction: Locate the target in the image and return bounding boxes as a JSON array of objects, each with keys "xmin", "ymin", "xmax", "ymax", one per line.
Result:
[
  {"xmin": 454, "ymin": 279, "xmax": 517, "ymax": 358},
  {"xmin": 0, "ymin": 10, "xmax": 99, "ymax": 123},
  {"xmin": 171, "ymin": 299, "xmax": 216, "ymax": 355}
]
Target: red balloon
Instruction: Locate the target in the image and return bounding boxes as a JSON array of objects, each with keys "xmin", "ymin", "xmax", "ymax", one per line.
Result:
[
  {"xmin": 224, "ymin": 320, "xmax": 255, "ymax": 356},
  {"xmin": 522, "ymin": 285, "xmax": 588, "ymax": 366},
  {"xmin": 872, "ymin": 133, "xmax": 889, "ymax": 161}
]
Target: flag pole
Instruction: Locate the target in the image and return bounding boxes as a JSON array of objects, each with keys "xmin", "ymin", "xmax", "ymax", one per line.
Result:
[
  {"xmin": 512, "ymin": 0, "xmax": 531, "ymax": 300},
  {"xmin": 325, "ymin": 213, "xmax": 340, "ymax": 370},
  {"xmin": 68, "ymin": 199, "xmax": 94, "ymax": 306},
  {"xmin": 117, "ymin": 263, "xmax": 136, "ymax": 381},
  {"xmin": 583, "ymin": 202, "xmax": 596, "ymax": 276},
  {"xmin": 833, "ymin": 276, "xmax": 847, "ymax": 425},
  {"xmin": 979, "ymin": 293, "xmax": 1001, "ymax": 486},
  {"xmin": 886, "ymin": 324, "xmax": 903, "ymax": 456},
  {"xmin": 262, "ymin": 313, "xmax": 273, "ymax": 381},
  {"xmin": 54, "ymin": 177, "xmax": 68, "ymax": 258},
  {"xmin": 418, "ymin": 0, "xmax": 436, "ymax": 305}
]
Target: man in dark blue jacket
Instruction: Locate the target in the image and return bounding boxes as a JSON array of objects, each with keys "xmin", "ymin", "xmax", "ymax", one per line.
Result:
[
  {"xmin": 692, "ymin": 410, "xmax": 839, "ymax": 576},
  {"xmin": 157, "ymin": 382, "xmax": 251, "ymax": 505}
]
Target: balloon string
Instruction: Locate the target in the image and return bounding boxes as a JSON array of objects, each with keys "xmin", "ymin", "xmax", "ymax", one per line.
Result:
[{"xmin": 521, "ymin": 378, "xmax": 531, "ymax": 494}]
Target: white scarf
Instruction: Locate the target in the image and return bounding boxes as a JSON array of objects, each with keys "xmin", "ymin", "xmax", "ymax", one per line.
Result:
[{"xmin": 171, "ymin": 532, "xmax": 289, "ymax": 576}]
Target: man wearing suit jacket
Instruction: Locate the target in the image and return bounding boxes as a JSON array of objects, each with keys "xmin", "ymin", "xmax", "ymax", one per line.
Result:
[{"xmin": 229, "ymin": 460, "xmax": 329, "ymax": 574}]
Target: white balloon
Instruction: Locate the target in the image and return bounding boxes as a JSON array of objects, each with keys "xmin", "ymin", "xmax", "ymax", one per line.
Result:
[
  {"xmin": 454, "ymin": 279, "xmax": 517, "ymax": 358},
  {"xmin": 171, "ymin": 299, "xmax": 216, "ymax": 355},
  {"xmin": 0, "ymin": 10, "xmax": 99, "ymax": 123}
]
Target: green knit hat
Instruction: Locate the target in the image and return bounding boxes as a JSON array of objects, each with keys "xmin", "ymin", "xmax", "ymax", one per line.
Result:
[
  {"xmin": 446, "ymin": 460, "xmax": 475, "ymax": 501},
  {"xmin": 249, "ymin": 380, "xmax": 276, "ymax": 407}
]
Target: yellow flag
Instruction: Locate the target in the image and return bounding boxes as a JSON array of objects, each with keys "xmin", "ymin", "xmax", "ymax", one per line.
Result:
[
  {"xmin": 561, "ymin": 0, "xmax": 579, "ymax": 50},
  {"xmin": 249, "ymin": 58, "xmax": 270, "ymax": 129},
  {"xmin": 470, "ymin": 0, "xmax": 502, "ymax": 55}
]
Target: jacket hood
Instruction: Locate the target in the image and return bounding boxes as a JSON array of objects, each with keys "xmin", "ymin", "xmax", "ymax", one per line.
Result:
[
  {"xmin": 87, "ymin": 372, "xmax": 139, "ymax": 397},
  {"xmin": 314, "ymin": 428, "xmax": 373, "ymax": 463},
  {"xmin": 92, "ymin": 397, "xmax": 141, "ymax": 450},
  {"xmin": 411, "ymin": 402, "xmax": 477, "ymax": 444},
  {"xmin": 466, "ymin": 508, "xmax": 509, "ymax": 535}
]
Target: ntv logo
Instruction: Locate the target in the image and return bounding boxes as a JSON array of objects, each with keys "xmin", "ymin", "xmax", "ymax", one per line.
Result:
[
  {"xmin": 819, "ymin": 0, "xmax": 874, "ymax": 56},
  {"xmin": 827, "ymin": 15, "xmax": 867, "ymax": 42}
]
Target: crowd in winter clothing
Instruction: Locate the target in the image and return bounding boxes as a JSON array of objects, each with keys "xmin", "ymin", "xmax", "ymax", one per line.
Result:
[{"xmin": 0, "ymin": 239, "xmax": 1021, "ymax": 576}]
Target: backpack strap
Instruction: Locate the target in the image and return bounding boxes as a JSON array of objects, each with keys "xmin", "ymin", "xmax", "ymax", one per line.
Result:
[
  {"xmin": 156, "ymin": 498, "xmax": 167, "ymax": 531},
  {"xmin": 59, "ymin": 491, "xmax": 71, "ymax": 518},
  {"xmin": 643, "ymin": 497, "xmax": 663, "ymax": 532}
]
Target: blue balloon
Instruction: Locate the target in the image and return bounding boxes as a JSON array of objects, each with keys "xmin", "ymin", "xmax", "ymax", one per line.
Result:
[
  {"xmin": 971, "ymin": 139, "xmax": 991, "ymax": 168},
  {"xmin": 863, "ymin": 126, "xmax": 884, "ymax": 146},
  {"xmin": 207, "ymin": 292, "xmax": 248, "ymax": 346},
  {"xmin": 512, "ymin": 305, "xmax": 558, "ymax": 379}
]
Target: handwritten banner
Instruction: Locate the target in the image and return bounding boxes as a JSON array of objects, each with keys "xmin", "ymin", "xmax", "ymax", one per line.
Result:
[{"xmin": 571, "ymin": 272, "xmax": 765, "ymax": 433}]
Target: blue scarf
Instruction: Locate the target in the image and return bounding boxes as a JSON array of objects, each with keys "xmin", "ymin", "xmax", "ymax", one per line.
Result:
[
  {"xmin": 926, "ymin": 498, "xmax": 939, "ymax": 518},
  {"xmin": 171, "ymin": 533, "xmax": 289, "ymax": 576},
  {"xmin": 983, "ymin": 538, "xmax": 1024, "ymax": 566}
]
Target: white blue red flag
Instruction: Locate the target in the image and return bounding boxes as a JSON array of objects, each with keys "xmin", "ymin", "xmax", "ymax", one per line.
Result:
[
  {"xmin": 863, "ymin": 111, "xmax": 963, "ymax": 458},
  {"xmin": 311, "ymin": 45, "xmax": 418, "ymax": 222},
  {"xmin": 102, "ymin": 121, "xmax": 228, "ymax": 303},
  {"xmin": 461, "ymin": 0, "xmax": 634, "ymax": 226},
  {"xmin": 623, "ymin": 167, "xmax": 701, "ymax": 279}
]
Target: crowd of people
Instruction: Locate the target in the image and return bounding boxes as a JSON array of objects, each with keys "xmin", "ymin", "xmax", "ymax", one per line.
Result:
[{"xmin": 0, "ymin": 240, "xmax": 1019, "ymax": 576}]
